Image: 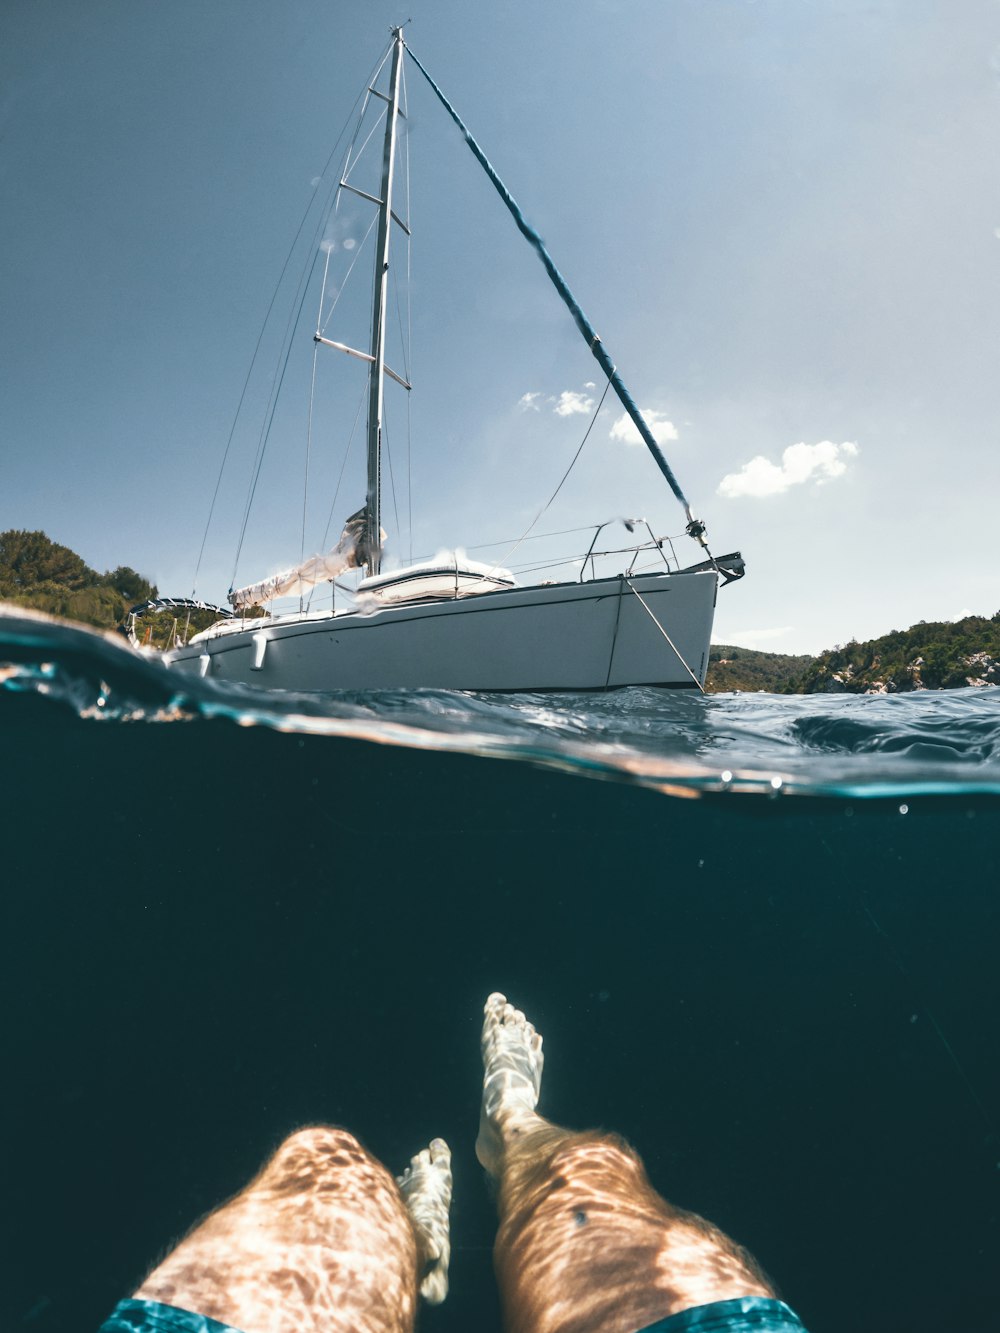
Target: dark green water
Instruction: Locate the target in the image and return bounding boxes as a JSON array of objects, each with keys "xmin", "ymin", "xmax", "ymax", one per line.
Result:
[{"xmin": 2, "ymin": 689, "xmax": 997, "ymax": 1333}]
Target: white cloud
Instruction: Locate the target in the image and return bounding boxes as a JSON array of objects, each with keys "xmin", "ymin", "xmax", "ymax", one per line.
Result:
[
  {"xmin": 610, "ymin": 410, "xmax": 679, "ymax": 445},
  {"xmin": 555, "ymin": 390, "xmax": 595, "ymax": 417},
  {"xmin": 584, "ymin": 380, "xmax": 596, "ymax": 389},
  {"xmin": 518, "ymin": 392, "xmax": 543, "ymax": 411},
  {"xmin": 718, "ymin": 440, "xmax": 859, "ymax": 499}
]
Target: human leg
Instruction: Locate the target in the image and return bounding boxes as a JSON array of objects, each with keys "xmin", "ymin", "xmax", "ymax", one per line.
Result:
[
  {"xmin": 128, "ymin": 1125, "xmax": 451, "ymax": 1333},
  {"xmin": 477, "ymin": 993, "xmax": 776, "ymax": 1333}
]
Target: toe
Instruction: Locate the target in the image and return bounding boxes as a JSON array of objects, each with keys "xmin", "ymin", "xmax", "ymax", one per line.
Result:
[{"xmin": 421, "ymin": 1266, "xmax": 449, "ymax": 1305}]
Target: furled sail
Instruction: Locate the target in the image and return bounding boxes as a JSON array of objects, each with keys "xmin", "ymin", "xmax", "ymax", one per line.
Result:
[{"xmin": 228, "ymin": 507, "xmax": 377, "ymax": 610}]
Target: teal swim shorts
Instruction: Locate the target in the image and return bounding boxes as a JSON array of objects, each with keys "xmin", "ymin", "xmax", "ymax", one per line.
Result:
[
  {"xmin": 98, "ymin": 1299, "xmax": 243, "ymax": 1333},
  {"xmin": 638, "ymin": 1296, "xmax": 809, "ymax": 1332},
  {"xmin": 101, "ymin": 1293, "xmax": 808, "ymax": 1333}
]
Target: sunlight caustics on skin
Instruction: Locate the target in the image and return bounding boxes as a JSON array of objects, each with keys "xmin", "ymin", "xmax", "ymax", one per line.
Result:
[
  {"xmin": 395, "ymin": 1138, "xmax": 454, "ymax": 1304},
  {"xmin": 479, "ymin": 993, "xmax": 774, "ymax": 1333},
  {"xmin": 135, "ymin": 1125, "xmax": 451, "ymax": 1333},
  {"xmin": 122, "ymin": 994, "xmax": 776, "ymax": 1333}
]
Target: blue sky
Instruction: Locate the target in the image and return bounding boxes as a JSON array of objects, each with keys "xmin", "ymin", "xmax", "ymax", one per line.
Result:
[{"xmin": 3, "ymin": 0, "xmax": 999, "ymax": 654}]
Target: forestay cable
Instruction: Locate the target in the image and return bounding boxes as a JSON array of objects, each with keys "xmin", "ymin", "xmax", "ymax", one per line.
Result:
[
  {"xmin": 626, "ymin": 578, "xmax": 705, "ymax": 692},
  {"xmin": 404, "ymin": 39, "xmax": 707, "ymax": 547}
]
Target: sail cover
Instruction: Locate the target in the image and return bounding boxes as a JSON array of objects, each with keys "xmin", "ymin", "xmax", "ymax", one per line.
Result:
[{"xmin": 228, "ymin": 508, "xmax": 376, "ymax": 610}]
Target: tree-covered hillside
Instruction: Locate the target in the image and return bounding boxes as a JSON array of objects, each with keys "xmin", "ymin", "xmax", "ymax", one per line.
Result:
[
  {"xmin": 785, "ymin": 614, "xmax": 1000, "ymax": 693},
  {"xmin": 705, "ymin": 645, "xmax": 814, "ymax": 693},
  {"xmin": 0, "ymin": 529, "xmax": 156, "ymax": 631},
  {"xmin": 4, "ymin": 532, "xmax": 998, "ymax": 694}
]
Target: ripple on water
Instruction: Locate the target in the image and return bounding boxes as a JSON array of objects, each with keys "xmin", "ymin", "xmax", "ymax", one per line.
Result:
[{"xmin": 3, "ymin": 606, "xmax": 1000, "ymax": 801}]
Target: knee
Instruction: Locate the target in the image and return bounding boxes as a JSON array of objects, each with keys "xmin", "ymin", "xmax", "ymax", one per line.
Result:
[
  {"xmin": 277, "ymin": 1125, "xmax": 363, "ymax": 1158},
  {"xmin": 262, "ymin": 1125, "xmax": 370, "ymax": 1187}
]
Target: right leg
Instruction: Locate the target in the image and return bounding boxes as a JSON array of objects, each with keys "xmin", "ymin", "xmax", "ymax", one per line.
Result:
[
  {"xmin": 477, "ymin": 994, "xmax": 775, "ymax": 1333},
  {"xmin": 129, "ymin": 1125, "xmax": 451, "ymax": 1333}
]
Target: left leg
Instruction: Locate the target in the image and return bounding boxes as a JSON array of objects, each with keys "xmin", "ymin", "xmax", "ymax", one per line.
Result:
[
  {"xmin": 131, "ymin": 1125, "xmax": 451, "ymax": 1333},
  {"xmin": 477, "ymin": 994, "xmax": 777, "ymax": 1333}
]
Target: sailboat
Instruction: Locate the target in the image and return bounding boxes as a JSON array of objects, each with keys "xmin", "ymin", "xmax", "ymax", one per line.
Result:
[{"xmin": 155, "ymin": 28, "xmax": 744, "ymax": 692}]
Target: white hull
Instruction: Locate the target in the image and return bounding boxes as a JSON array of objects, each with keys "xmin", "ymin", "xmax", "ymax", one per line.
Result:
[{"xmin": 164, "ymin": 568, "xmax": 719, "ymax": 692}]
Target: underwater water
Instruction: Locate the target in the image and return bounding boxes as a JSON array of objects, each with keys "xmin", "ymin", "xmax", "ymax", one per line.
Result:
[{"xmin": 1, "ymin": 609, "xmax": 997, "ymax": 1333}]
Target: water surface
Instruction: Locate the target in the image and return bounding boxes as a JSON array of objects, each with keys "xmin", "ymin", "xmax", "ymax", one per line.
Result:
[{"xmin": 2, "ymin": 610, "xmax": 997, "ymax": 1333}]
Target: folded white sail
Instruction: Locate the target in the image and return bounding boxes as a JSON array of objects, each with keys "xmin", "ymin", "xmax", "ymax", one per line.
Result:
[{"xmin": 229, "ymin": 508, "xmax": 373, "ymax": 610}]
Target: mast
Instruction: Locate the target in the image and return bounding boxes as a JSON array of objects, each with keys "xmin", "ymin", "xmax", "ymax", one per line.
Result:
[{"xmin": 364, "ymin": 27, "xmax": 405, "ymax": 576}]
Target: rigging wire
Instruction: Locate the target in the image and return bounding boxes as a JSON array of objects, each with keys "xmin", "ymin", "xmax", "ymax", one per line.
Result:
[
  {"xmin": 230, "ymin": 38, "xmax": 400, "ymax": 590},
  {"xmin": 398, "ymin": 525, "xmax": 687, "ymax": 580},
  {"xmin": 464, "ymin": 523, "xmax": 601, "ymax": 551},
  {"xmin": 322, "ymin": 382, "xmax": 368, "ymax": 549},
  {"xmin": 319, "ymin": 211, "xmax": 379, "ymax": 335},
  {"xmin": 506, "ymin": 547, "xmax": 666, "ymax": 578},
  {"xmin": 229, "ymin": 41, "xmax": 396, "ymax": 590},
  {"xmin": 304, "ymin": 379, "xmax": 369, "ymax": 615},
  {"xmin": 403, "ymin": 62, "xmax": 414, "ymax": 563},
  {"xmin": 625, "ymin": 577, "xmax": 704, "ymax": 692},
  {"xmin": 389, "ymin": 233, "xmax": 410, "ymax": 552},
  {"xmin": 300, "ymin": 240, "xmax": 332, "ymax": 578},
  {"xmin": 404, "ymin": 39, "xmax": 698, "ymax": 529},
  {"xmin": 230, "ymin": 242, "xmax": 320, "ymax": 586},
  {"xmin": 383, "ymin": 397, "xmax": 402, "ymax": 542},
  {"xmin": 191, "ymin": 43, "xmax": 389, "ymax": 597},
  {"xmin": 231, "ymin": 86, "xmax": 388, "ymax": 588},
  {"xmin": 230, "ymin": 253, "xmax": 325, "ymax": 589},
  {"xmin": 341, "ymin": 98, "xmax": 391, "ymax": 186},
  {"xmin": 302, "ymin": 341, "xmax": 320, "ymax": 569},
  {"xmin": 486, "ymin": 374, "xmax": 615, "ymax": 577},
  {"xmin": 317, "ymin": 242, "xmax": 334, "ymax": 325}
]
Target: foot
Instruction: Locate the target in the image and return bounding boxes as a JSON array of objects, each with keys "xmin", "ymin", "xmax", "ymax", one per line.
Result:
[
  {"xmin": 396, "ymin": 1138, "xmax": 452, "ymax": 1305},
  {"xmin": 476, "ymin": 992, "xmax": 545, "ymax": 1176}
]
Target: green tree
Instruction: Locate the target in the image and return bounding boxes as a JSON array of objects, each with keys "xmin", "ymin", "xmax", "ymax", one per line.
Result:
[
  {"xmin": 102, "ymin": 565, "xmax": 156, "ymax": 603},
  {"xmin": 0, "ymin": 530, "xmax": 159, "ymax": 632},
  {"xmin": 0, "ymin": 529, "xmax": 92, "ymax": 592},
  {"xmin": 785, "ymin": 614, "xmax": 1000, "ymax": 693}
]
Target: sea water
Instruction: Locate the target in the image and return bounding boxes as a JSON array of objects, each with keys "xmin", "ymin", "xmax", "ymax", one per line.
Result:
[{"xmin": 2, "ymin": 611, "xmax": 997, "ymax": 1333}]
